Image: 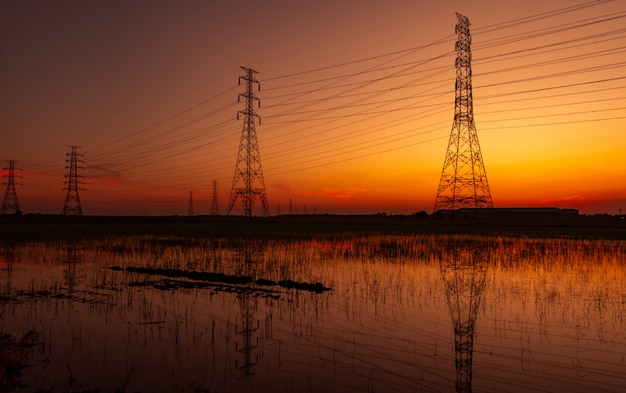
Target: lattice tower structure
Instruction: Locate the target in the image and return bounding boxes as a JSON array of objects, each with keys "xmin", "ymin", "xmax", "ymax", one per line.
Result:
[
  {"xmin": 228, "ymin": 66, "xmax": 269, "ymax": 218},
  {"xmin": 65, "ymin": 245, "xmax": 79, "ymax": 293},
  {"xmin": 188, "ymin": 191, "xmax": 194, "ymax": 216},
  {"xmin": 440, "ymin": 245, "xmax": 487, "ymax": 393},
  {"xmin": 434, "ymin": 13, "xmax": 493, "ymax": 213},
  {"xmin": 62, "ymin": 146, "xmax": 84, "ymax": 215},
  {"xmin": 1, "ymin": 160, "xmax": 22, "ymax": 215},
  {"xmin": 210, "ymin": 180, "xmax": 219, "ymax": 216},
  {"xmin": 235, "ymin": 245, "xmax": 259, "ymax": 378}
]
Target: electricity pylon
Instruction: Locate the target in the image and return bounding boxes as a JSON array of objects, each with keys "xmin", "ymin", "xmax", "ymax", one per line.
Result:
[
  {"xmin": 235, "ymin": 244, "xmax": 259, "ymax": 378},
  {"xmin": 434, "ymin": 13, "xmax": 493, "ymax": 213},
  {"xmin": 64, "ymin": 245, "xmax": 79, "ymax": 293},
  {"xmin": 188, "ymin": 191, "xmax": 194, "ymax": 216},
  {"xmin": 440, "ymin": 244, "xmax": 487, "ymax": 393},
  {"xmin": 1, "ymin": 160, "xmax": 22, "ymax": 215},
  {"xmin": 62, "ymin": 146, "xmax": 84, "ymax": 215},
  {"xmin": 228, "ymin": 66, "xmax": 269, "ymax": 218},
  {"xmin": 210, "ymin": 180, "xmax": 219, "ymax": 216}
]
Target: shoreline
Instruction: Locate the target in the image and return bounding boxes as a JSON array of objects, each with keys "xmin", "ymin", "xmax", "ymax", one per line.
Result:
[{"xmin": 1, "ymin": 214, "xmax": 625, "ymax": 242}]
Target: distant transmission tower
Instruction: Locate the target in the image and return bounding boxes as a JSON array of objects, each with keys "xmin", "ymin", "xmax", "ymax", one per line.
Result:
[
  {"xmin": 228, "ymin": 66, "xmax": 269, "ymax": 218},
  {"xmin": 62, "ymin": 146, "xmax": 84, "ymax": 215},
  {"xmin": 210, "ymin": 180, "xmax": 219, "ymax": 216},
  {"xmin": 434, "ymin": 13, "xmax": 493, "ymax": 213},
  {"xmin": 1, "ymin": 160, "xmax": 22, "ymax": 215},
  {"xmin": 188, "ymin": 191, "xmax": 194, "ymax": 216}
]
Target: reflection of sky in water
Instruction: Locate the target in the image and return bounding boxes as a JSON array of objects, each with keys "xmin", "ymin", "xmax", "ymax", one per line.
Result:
[{"xmin": 1, "ymin": 236, "xmax": 625, "ymax": 392}]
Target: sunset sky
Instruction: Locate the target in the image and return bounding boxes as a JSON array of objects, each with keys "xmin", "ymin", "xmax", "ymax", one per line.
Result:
[{"xmin": 1, "ymin": 0, "xmax": 624, "ymax": 216}]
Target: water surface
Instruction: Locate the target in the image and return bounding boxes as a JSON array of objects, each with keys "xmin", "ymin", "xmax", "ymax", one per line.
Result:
[{"xmin": 2, "ymin": 234, "xmax": 625, "ymax": 392}]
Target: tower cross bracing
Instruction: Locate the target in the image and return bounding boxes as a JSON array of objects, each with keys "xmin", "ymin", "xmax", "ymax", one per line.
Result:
[
  {"xmin": 1, "ymin": 160, "xmax": 22, "ymax": 215},
  {"xmin": 62, "ymin": 145, "xmax": 84, "ymax": 215},
  {"xmin": 228, "ymin": 66, "xmax": 269, "ymax": 218},
  {"xmin": 434, "ymin": 13, "xmax": 493, "ymax": 213}
]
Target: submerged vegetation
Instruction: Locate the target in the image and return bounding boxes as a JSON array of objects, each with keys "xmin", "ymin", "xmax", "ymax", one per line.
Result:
[
  {"xmin": 0, "ymin": 233, "xmax": 625, "ymax": 391},
  {"xmin": 0, "ymin": 214, "xmax": 625, "ymax": 243},
  {"xmin": 0, "ymin": 329, "xmax": 41, "ymax": 393}
]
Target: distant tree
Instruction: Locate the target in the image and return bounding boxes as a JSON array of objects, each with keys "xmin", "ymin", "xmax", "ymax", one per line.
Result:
[{"xmin": 412, "ymin": 211, "xmax": 429, "ymax": 220}]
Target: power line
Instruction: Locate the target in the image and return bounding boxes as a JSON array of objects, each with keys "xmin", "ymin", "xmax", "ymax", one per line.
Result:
[{"xmin": 38, "ymin": 1, "xmax": 625, "ymax": 214}]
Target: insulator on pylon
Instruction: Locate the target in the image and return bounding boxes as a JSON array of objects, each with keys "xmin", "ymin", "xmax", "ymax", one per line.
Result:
[
  {"xmin": 227, "ymin": 66, "xmax": 269, "ymax": 218},
  {"xmin": 434, "ymin": 13, "xmax": 494, "ymax": 215}
]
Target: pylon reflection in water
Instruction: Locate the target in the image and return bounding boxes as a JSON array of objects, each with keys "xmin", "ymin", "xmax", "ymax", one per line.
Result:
[{"xmin": 440, "ymin": 243, "xmax": 488, "ymax": 393}]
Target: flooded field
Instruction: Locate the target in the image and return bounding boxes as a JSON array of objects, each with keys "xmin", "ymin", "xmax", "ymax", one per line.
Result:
[{"xmin": 1, "ymin": 234, "xmax": 626, "ymax": 392}]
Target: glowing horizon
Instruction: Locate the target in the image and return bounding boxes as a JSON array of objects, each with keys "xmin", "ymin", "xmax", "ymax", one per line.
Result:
[{"xmin": 1, "ymin": 1, "xmax": 624, "ymax": 216}]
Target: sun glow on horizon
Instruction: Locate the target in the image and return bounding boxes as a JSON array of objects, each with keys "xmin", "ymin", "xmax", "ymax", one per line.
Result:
[{"xmin": 0, "ymin": 0, "xmax": 624, "ymax": 216}]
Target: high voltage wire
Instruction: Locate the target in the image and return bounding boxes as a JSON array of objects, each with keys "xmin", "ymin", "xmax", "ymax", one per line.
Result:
[
  {"xmin": 261, "ymin": 77, "xmax": 626, "ymax": 166},
  {"xmin": 42, "ymin": 0, "xmax": 624, "ymax": 211},
  {"xmin": 260, "ymin": 41, "xmax": 453, "ymax": 132},
  {"xmin": 258, "ymin": 27, "xmax": 626, "ymax": 153},
  {"xmin": 128, "ymin": 75, "xmax": 626, "ymax": 186},
  {"xmin": 262, "ymin": 26, "xmax": 626, "ymax": 106},
  {"xmin": 474, "ymin": 9, "xmax": 626, "ymax": 51},
  {"xmin": 262, "ymin": 28, "xmax": 626, "ymax": 103},
  {"xmin": 264, "ymin": 99, "xmax": 451, "ymax": 162},
  {"xmin": 89, "ymin": 102, "xmax": 238, "ymax": 163},
  {"xmin": 257, "ymin": 58, "xmax": 453, "ymax": 147},
  {"xmin": 79, "ymin": 44, "xmax": 626, "ymax": 178},
  {"xmin": 258, "ymin": 74, "xmax": 620, "ymax": 167},
  {"xmin": 262, "ymin": 34, "xmax": 454, "ymax": 82},
  {"xmin": 96, "ymin": 118, "xmax": 237, "ymax": 170},
  {"xmin": 88, "ymin": 4, "xmax": 620, "ymax": 164},
  {"xmin": 257, "ymin": 0, "xmax": 613, "ymax": 83},
  {"xmin": 266, "ymin": 113, "xmax": 626, "ymax": 179},
  {"xmin": 85, "ymin": 85, "xmax": 238, "ymax": 156},
  {"xmin": 472, "ymin": 0, "xmax": 616, "ymax": 35}
]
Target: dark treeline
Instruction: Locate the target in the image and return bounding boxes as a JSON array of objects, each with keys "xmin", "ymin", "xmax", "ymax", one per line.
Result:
[{"xmin": 0, "ymin": 213, "xmax": 625, "ymax": 242}]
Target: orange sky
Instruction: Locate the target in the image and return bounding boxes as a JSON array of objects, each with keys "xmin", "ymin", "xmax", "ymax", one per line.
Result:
[{"xmin": 1, "ymin": 0, "xmax": 624, "ymax": 216}]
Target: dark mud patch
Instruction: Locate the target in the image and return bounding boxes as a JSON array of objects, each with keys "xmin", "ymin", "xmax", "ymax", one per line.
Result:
[
  {"xmin": 112, "ymin": 266, "xmax": 331, "ymax": 294},
  {"xmin": 128, "ymin": 278, "xmax": 282, "ymax": 298},
  {"xmin": 0, "ymin": 289, "xmax": 115, "ymax": 305}
]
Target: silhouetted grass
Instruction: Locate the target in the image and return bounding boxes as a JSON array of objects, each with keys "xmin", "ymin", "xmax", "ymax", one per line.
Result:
[
  {"xmin": 0, "ymin": 214, "xmax": 624, "ymax": 243},
  {"xmin": 0, "ymin": 329, "xmax": 40, "ymax": 393}
]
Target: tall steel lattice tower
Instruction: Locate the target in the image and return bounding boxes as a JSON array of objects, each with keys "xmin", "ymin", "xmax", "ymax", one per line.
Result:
[
  {"xmin": 210, "ymin": 180, "xmax": 219, "ymax": 216},
  {"xmin": 440, "ymin": 244, "xmax": 487, "ymax": 393},
  {"xmin": 1, "ymin": 160, "xmax": 22, "ymax": 215},
  {"xmin": 62, "ymin": 146, "xmax": 84, "ymax": 215},
  {"xmin": 228, "ymin": 66, "xmax": 269, "ymax": 218},
  {"xmin": 188, "ymin": 191, "xmax": 194, "ymax": 216},
  {"xmin": 434, "ymin": 13, "xmax": 493, "ymax": 212}
]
